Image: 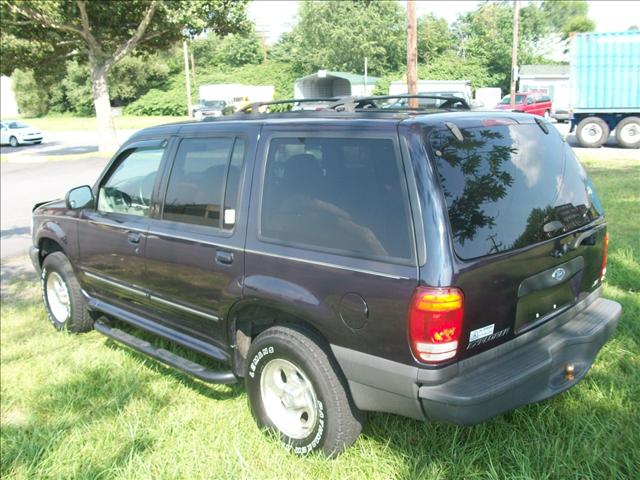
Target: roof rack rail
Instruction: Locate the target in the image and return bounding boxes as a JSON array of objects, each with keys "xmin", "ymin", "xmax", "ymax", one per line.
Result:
[
  {"xmin": 346, "ymin": 94, "xmax": 470, "ymax": 111},
  {"xmin": 238, "ymin": 97, "xmax": 340, "ymax": 113}
]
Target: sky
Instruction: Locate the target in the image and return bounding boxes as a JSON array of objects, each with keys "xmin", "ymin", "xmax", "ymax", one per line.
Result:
[{"xmin": 248, "ymin": 0, "xmax": 640, "ymax": 44}]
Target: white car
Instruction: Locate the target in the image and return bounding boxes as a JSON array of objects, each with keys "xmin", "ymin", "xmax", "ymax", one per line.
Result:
[{"xmin": 0, "ymin": 120, "xmax": 43, "ymax": 147}]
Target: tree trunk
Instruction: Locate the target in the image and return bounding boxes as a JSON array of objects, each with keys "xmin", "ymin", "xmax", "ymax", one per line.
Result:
[{"xmin": 90, "ymin": 63, "xmax": 118, "ymax": 152}]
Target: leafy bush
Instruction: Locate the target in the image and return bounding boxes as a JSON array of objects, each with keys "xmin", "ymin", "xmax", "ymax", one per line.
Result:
[
  {"xmin": 214, "ymin": 31, "xmax": 263, "ymax": 66},
  {"xmin": 11, "ymin": 69, "xmax": 49, "ymax": 117},
  {"xmin": 124, "ymin": 88, "xmax": 187, "ymax": 116},
  {"xmin": 62, "ymin": 61, "xmax": 94, "ymax": 116}
]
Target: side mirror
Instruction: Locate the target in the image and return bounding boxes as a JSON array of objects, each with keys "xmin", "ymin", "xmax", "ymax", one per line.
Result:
[{"xmin": 65, "ymin": 185, "xmax": 94, "ymax": 210}]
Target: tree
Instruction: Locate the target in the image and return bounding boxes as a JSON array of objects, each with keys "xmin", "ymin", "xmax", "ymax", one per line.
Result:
[
  {"xmin": 1, "ymin": 1, "xmax": 249, "ymax": 151},
  {"xmin": 215, "ymin": 30, "xmax": 263, "ymax": 67},
  {"xmin": 417, "ymin": 14, "xmax": 454, "ymax": 65},
  {"xmin": 453, "ymin": 2, "xmax": 548, "ymax": 92},
  {"xmin": 273, "ymin": 0, "xmax": 406, "ymax": 76}
]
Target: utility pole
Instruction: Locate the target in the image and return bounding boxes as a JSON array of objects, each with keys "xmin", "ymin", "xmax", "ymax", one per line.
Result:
[
  {"xmin": 183, "ymin": 40, "xmax": 192, "ymax": 117},
  {"xmin": 510, "ymin": 0, "xmax": 520, "ymax": 109},
  {"xmin": 406, "ymin": 0, "xmax": 418, "ymax": 109},
  {"xmin": 364, "ymin": 57, "xmax": 368, "ymax": 94},
  {"xmin": 190, "ymin": 49, "xmax": 197, "ymax": 88}
]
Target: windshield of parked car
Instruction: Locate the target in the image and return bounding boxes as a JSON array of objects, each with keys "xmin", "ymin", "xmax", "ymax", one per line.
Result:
[
  {"xmin": 201, "ymin": 100, "xmax": 225, "ymax": 109},
  {"xmin": 500, "ymin": 95, "xmax": 526, "ymax": 105},
  {"xmin": 427, "ymin": 122, "xmax": 603, "ymax": 259},
  {"xmin": 8, "ymin": 121, "xmax": 29, "ymax": 129}
]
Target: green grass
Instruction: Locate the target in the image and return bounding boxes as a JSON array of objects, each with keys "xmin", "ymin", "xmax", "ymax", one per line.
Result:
[
  {"xmin": 1, "ymin": 156, "xmax": 638, "ymax": 479},
  {"xmin": 17, "ymin": 115, "xmax": 188, "ymax": 132}
]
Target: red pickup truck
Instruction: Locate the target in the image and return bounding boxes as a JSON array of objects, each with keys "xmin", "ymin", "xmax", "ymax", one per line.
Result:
[{"xmin": 495, "ymin": 91, "xmax": 552, "ymax": 119}]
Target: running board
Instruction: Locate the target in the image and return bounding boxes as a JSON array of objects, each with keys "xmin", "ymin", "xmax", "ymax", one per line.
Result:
[{"xmin": 94, "ymin": 318, "xmax": 238, "ymax": 384}]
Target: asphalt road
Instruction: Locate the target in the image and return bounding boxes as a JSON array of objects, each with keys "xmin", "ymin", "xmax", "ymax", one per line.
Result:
[
  {"xmin": 1, "ymin": 123, "xmax": 637, "ymax": 262},
  {"xmin": 1, "ymin": 129, "xmax": 136, "ymax": 261}
]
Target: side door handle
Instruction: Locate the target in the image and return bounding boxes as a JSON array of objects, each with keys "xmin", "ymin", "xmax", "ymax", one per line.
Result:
[
  {"xmin": 215, "ymin": 250, "xmax": 234, "ymax": 265},
  {"xmin": 127, "ymin": 232, "xmax": 141, "ymax": 244}
]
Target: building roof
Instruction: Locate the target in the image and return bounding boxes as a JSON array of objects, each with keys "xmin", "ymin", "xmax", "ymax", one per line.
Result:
[
  {"xmin": 520, "ymin": 64, "xmax": 570, "ymax": 77},
  {"xmin": 295, "ymin": 71, "xmax": 380, "ymax": 86}
]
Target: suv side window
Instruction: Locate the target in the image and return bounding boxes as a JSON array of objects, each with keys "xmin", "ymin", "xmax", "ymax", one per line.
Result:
[
  {"xmin": 163, "ymin": 137, "xmax": 245, "ymax": 229},
  {"xmin": 97, "ymin": 147, "xmax": 164, "ymax": 217},
  {"xmin": 261, "ymin": 135, "xmax": 413, "ymax": 263}
]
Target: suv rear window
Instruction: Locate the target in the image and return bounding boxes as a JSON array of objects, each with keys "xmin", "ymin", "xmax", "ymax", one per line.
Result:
[
  {"xmin": 261, "ymin": 135, "xmax": 413, "ymax": 263},
  {"xmin": 428, "ymin": 122, "xmax": 603, "ymax": 259}
]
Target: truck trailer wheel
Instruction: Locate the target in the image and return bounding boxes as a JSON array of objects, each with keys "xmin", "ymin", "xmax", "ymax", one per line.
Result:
[
  {"xmin": 615, "ymin": 117, "xmax": 640, "ymax": 149},
  {"xmin": 576, "ymin": 117, "xmax": 610, "ymax": 148}
]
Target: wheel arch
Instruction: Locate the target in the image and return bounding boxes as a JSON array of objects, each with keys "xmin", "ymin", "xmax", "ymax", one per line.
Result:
[
  {"xmin": 227, "ymin": 298, "xmax": 336, "ymax": 378},
  {"xmin": 37, "ymin": 235, "xmax": 66, "ymax": 267}
]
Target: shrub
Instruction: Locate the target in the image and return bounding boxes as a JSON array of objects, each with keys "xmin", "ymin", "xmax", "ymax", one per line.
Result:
[
  {"xmin": 124, "ymin": 88, "xmax": 187, "ymax": 116},
  {"xmin": 11, "ymin": 69, "xmax": 49, "ymax": 117}
]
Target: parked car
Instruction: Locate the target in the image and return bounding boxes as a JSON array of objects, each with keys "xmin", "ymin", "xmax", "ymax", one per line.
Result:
[
  {"xmin": 0, "ymin": 120, "xmax": 43, "ymax": 146},
  {"xmin": 29, "ymin": 99, "xmax": 620, "ymax": 456},
  {"xmin": 495, "ymin": 91, "xmax": 553, "ymax": 118},
  {"xmin": 192, "ymin": 100, "xmax": 227, "ymax": 120}
]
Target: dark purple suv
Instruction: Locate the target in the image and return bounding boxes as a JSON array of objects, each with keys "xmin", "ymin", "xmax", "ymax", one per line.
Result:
[{"xmin": 30, "ymin": 102, "xmax": 621, "ymax": 456}]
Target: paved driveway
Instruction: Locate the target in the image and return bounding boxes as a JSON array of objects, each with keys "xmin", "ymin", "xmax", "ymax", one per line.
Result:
[{"xmin": 1, "ymin": 156, "xmax": 110, "ymax": 260}]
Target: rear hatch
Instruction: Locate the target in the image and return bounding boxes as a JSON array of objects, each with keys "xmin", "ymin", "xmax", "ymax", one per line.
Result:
[{"xmin": 425, "ymin": 116, "xmax": 607, "ymax": 359}]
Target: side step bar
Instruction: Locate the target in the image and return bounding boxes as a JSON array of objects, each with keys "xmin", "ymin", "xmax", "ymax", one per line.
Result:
[{"xmin": 94, "ymin": 318, "xmax": 238, "ymax": 384}]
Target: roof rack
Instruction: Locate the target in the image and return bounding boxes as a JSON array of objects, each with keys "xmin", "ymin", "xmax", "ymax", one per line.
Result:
[
  {"xmin": 348, "ymin": 94, "xmax": 470, "ymax": 111},
  {"xmin": 238, "ymin": 97, "xmax": 341, "ymax": 113},
  {"xmin": 236, "ymin": 94, "xmax": 469, "ymax": 114}
]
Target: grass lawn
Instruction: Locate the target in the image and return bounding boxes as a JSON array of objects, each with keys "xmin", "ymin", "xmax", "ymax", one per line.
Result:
[
  {"xmin": 18, "ymin": 115, "xmax": 188, "ymax": 132},
  {"xmin": 1, "ymin": 156, "xmax": 638, "ymax": 479}
]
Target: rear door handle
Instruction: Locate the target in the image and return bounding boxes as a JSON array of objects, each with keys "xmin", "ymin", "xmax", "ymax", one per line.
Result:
[
  {"xmin": 215, "ymin": 250, "xmax": 234, "ymax": 265},
  {"xmin": 127, "ymin": 232, "xmax": 141, "ymax": 244}
]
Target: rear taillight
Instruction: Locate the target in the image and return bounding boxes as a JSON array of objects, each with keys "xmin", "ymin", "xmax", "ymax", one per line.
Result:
[
  {"xmin": 600, "ymin": 232, "xmax": 609, "ymax": 281},
  {"xmin": 408, "ymin": 286, "xmax": 464, "ymax": 363}
]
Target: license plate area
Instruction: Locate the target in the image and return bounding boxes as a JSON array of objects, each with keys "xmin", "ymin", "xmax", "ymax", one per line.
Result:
[{"xmin": 515, "ymin": 256, "xmax": 584, "ymax": 334}]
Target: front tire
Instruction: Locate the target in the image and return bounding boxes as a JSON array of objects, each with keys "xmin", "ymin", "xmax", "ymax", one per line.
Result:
[
  {"xmin": 576, "ymin": 116, "xmax": 610, "ymax": 148},
  {"xmin": 246, "ymin": 325, "xmax": 364, "ymax": 456},
  {"xmin": 9, "ymin": 136, "xmax": 18, "ymax": 147},
  {"xmin": 41, "ymin": 252, "xmax": 93, "ymax": 333},
  {"xmin": 615, "ymin": 116, "xmax": 640, "ymax": 149},
  {"xmin": 543, "ymin": 110, "xmax": 550, "ymax": 121}
]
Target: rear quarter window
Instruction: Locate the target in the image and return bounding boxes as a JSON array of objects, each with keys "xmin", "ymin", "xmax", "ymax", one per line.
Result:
[
  {"xmin": 260, "ymin": 135, "xmax": 414, "ymax": 264},
  {"xmin": 428, "ymin": 122, "xmax": 603, "ymax": 259}
]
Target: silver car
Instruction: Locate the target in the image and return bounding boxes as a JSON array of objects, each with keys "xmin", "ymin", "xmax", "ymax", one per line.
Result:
[{"xmin": 0, "ymin": 120, "xmax": 43, "ymax": 147}]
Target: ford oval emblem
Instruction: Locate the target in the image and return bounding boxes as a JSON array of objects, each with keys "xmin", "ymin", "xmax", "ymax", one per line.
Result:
[{"xmin": 552, "ymin": 267, "xmax": 566, "ymax": 281}]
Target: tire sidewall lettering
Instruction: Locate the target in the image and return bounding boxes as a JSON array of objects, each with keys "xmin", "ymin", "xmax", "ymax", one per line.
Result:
[
  {"xmin": 287, "ymin": 400, "xmax": 325, "ymax": 454},
  {"xmin": 248, "ymin": 345, "xmax": 274, "ymax": 378}
]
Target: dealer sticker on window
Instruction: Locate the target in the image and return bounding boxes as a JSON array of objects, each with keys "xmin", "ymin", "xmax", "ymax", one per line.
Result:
[{"xmin": 469, "ymin": 324, "xmax": 495, "ymax": 342}]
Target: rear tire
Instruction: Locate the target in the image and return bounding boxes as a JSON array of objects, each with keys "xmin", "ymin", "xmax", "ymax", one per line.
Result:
[
  {"xmin": 543, "ymin": 110, "xmax": 550, "ymax": 121},
  {"xmin": 9, "ymin": 136, "xmax": 18, "ymax": 147},
  {"xmin": 576, "ymin": 116, "xmax": 610, "ymax": 148},
  {"xmin": 41, "ymin": 252, "xmax": 93, "ymax": 333},
  {"xmin": 245, "ymin": 325, "xmax": 364, "ymax": 456},
  {"xmin": 615, "ymin": 116, "xmax": 640, "ymax": 149}
]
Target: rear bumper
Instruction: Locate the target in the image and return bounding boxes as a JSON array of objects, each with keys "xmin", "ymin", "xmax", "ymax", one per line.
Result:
[{"xmin": 332, "ymin": 288, "xmax": 621, "ymax": 424}]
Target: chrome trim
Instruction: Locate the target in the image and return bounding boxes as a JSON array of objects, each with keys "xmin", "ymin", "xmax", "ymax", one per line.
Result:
[
  {"xmin": 146, "ymin": 229, "xmax": 241, "ymax": 250},
  {"xmin": 87, "ymin": 220, "xmax": 148, "ymax": 234},
  {"xmin": 83, "ymin": 271, "xmax": 147, "ymax": 297},
  {"xmin": 149, "ymin": 295, "xmax": 220, "ymax": 321},
  {"xmin": 244, "ymin": 249, "xmax": 409, "ymax": 280}
]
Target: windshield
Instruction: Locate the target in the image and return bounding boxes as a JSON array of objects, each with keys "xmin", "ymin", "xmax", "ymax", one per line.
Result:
[
  {"xmin": 8, "ymin": 121, "xmax": 29, "ymax": 129},
  {"xmin": 202, "ymin": 100, "xmax": 225, "ymax": 109},
  {"xmin": 428, "ymin": 122, "xmax": 603, "ymax": 259},
  {"xmin": 500, "ymin": 95, "xmax": 526, "ymax": 105}
]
